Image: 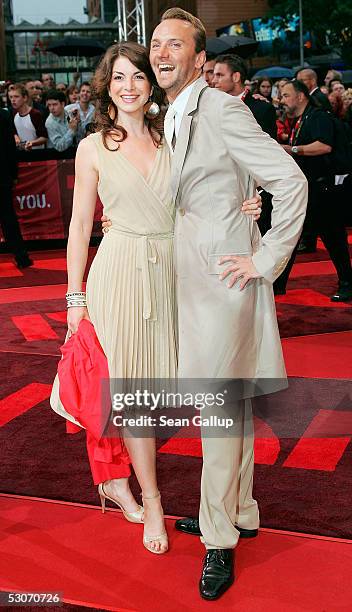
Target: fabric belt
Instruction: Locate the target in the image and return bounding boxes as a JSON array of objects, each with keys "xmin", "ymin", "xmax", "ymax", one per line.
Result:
[{"xmin": 108, "ymin": 227, "xmax": 173, "ymax": 321}]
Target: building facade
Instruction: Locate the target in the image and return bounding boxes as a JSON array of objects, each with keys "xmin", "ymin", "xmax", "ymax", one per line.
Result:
[
  {"xmin": 197, "ymin": 0, "xmax": 269, "ymax": 37},
  {"xmin": 85, "ymin": 1, "xmax": 269, "ymax": 39}
]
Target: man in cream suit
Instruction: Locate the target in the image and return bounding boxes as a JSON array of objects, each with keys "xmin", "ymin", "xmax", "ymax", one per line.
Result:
[{"xmin": 150, "ymin": 8, "xmax": 308, "ymax": 600}]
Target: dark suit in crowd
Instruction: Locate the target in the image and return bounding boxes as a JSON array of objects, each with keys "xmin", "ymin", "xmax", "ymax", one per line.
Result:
[
  {"xmin": 0, "ymin": 108, "xmax": 32, "ymax": 267},
  {"xmin": 244, "ymin": 93, "xmax": 278, "ymax": 140},
  {"xmin": 311, "ymin": 88, "xmax": 332, "ymax": 112},
  {"xmin": 243, "ymin": 94, "xmax": 280, "ymax": 286}
]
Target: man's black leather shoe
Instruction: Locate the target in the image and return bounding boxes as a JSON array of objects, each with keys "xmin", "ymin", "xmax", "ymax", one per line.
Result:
[
  {"xmin": 175, "ymin": 516, "xmax": 258, "ymax": 538},
  {"xmin": 175, "ymin": 516, "xmax": 201, "ymax": 535},
  {"xmin": 331, "ymin": 281, "xmax": 352, "ymax": 302},
  {"xmin": 199, "ymin": 549, "xmax": 234, "ymax": 600}
]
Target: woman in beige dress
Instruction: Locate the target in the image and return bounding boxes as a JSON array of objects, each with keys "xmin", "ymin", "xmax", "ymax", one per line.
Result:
[{"xmin": 66, "ymin": 42, "xmax": 175, "ymax": 554}]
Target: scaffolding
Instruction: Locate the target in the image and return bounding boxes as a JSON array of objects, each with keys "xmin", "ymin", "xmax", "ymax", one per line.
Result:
[{"xmin": 116, "ymin": 0, "xmax": 146, "ymax": 46}]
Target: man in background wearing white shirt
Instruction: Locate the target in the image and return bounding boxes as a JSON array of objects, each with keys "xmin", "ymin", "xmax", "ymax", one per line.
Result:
[{"xmin": 45, "ymin": 90, "xmax": 79, "ymax": 154}]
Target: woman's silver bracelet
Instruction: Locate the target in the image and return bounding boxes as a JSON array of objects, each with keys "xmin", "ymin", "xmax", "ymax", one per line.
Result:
[{"xmin": 66, "ymin": 291, "xmax": 87, "ymax": 309}]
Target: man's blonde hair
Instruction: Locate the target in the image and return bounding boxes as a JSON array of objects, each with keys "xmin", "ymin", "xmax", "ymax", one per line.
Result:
[{"xmin": 161, "ymin": 7, "xmax": 206, "ymax": 53}]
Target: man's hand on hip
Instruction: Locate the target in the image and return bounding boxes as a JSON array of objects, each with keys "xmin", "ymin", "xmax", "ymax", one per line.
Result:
[{"xmin": 218, "ymin": 255, "xmax": 261, "ymax": 290}]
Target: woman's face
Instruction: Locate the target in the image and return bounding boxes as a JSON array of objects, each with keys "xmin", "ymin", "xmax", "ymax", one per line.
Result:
[
  {"xmin": 342, "ymin": 93, "xmax": 352, "ymax": 108},
  {"xmin": 109, "ymin": 56, "xmax": 151, "ymax": 115},
  {"xmin": 69, "ymin": 89, "xmax": 78, "ymax": 103},
  {"xmin": 259, "ymin": 80, "xmax": 272, "ymax": 98}
]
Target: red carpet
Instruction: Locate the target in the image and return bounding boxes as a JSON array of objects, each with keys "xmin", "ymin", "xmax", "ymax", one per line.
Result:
[
  {"xmin": 282, "ymin": 331, "xmax": 352, "ymax": 378},
  {"xmin": 1, "ymin": 495, "xmax": 351, "ymax": 612}
]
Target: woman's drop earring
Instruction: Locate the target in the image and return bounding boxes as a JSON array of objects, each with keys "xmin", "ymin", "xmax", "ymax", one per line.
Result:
[{"xmin": 144, "ymin": 92, "xmax": 160, "ymax": 119}]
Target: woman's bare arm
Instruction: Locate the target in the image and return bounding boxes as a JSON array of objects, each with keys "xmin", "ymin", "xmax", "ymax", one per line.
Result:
[
  {"xmin": 66, "ymin": 136, "xmax": 99, "ymax": 333},
  {"xmin": 67, "ymin": 136, "xmax": 99, "ymax": 293}
]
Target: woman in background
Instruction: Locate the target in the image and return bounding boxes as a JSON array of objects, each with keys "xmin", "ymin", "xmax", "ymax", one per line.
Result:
[
  {"xmin": 255, "ymin": 76, "xmax": 273, "ymax": 102},
  {"xmin": 66, "ymin": 84, "xmax": 79, "ymax": 105}
]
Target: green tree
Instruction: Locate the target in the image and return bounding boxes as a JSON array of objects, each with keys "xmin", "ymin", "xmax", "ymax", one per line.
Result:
[{"xmin": 266, "ymin": 0, "xmax": 352, "ymax": 63}]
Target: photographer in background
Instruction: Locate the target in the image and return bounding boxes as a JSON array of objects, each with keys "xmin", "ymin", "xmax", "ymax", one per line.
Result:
[
  {"xmin": 45, "ymin": 89, "xmax": 78, "ymax": 155},
  {"xmin": 65, "ymin": 81, "xmax": 95, "ymax": 143},
  {"xmin": 0, "ymin": 107, "xmax": 32, "ymax": 269}
]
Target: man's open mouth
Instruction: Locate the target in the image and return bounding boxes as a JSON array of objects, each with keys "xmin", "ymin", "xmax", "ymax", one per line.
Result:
[{"xmin": 158, "ymin": 64, "xmax": 175, "ymax": 73}]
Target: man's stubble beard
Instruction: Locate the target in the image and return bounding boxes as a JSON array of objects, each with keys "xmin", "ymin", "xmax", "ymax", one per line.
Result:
[{"xmin": 158, "ymin": 75, "xmax": 186, "ymax": 101}]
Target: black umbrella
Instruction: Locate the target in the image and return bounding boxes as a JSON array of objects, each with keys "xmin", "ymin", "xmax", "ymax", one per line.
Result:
[
  {"xmin": 47, "ymin": 37, "xmax": 106, "ymax": 71},
  {"xmin": 206, "ymin": 37, "xmax": 232, "ymax": 56},
  {"xmin": 206, "ymin": 35, "xmax": 259, "ymax": 59}
]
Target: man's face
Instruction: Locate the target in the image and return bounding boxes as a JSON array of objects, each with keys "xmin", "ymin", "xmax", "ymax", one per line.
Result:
[
  {"xmin": 212, "ymin": 63, "xmax": 237, "ymax": 94},
  {"xmin": 56, "ymin": 83, "xmax": 67, "ymax": 93},
  {"xmin": 203, "ymin": 60, "xmax": 215, "ymax": 86},
  {"xmin": 8, "ymin": 90, "xmax": 26, "ymax": 111},
  {"xmin": 33, "ymin": 81, "xmax": 43, "ymax": 101},
  {"xmin": 281, "ymin": 84, "xmax": 300, "ymax": 114},
  {"xmin": 47, "ymin": 99, "xmax": 65, "ymax": 118},
  {"xmin": 297, "ymin": 71, "xmax": 314, "ymax": 92},
  {"xmin": 79, "ymin": 85, "xmax": 91, "ymax": 103},
  {"xmin": 325, "ymin": 70, "xmax": 335, "ymax": 86},
  {"xmin": 25, "ymin": 81, "xmax": 36, "ymax": 99},
  {"xmin": 42, "ymin": 74, "xmax": 54, "ymax": 89},
  {"xmin": 150, "ymin": 19, "xmax": 205, "ymax": 100},
  {"xmin": 331, "ymin": 81, "xmax": 345, "ymax": 96}
]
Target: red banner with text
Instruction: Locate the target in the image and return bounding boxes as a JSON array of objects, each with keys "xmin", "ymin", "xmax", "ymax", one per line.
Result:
[{"xmin": 1, "ymin": 159, "xmax": 103, "ymax": 242}]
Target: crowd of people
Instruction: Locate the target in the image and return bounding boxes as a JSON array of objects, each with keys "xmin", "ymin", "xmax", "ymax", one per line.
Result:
[
  {"xmin": 1, "ymin": 75, "xmax": 95, "ymax": 156},
  {"xmin": 2, "ymin": 63, "xmax": 352, "ymax": 158}
]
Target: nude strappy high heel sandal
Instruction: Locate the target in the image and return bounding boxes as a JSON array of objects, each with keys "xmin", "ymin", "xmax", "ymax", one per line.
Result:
[
  {"xmin": 98, "ymin": 482, "xmax": 144, "ymax": 523},
  {"xmin": 142, "ymin": 491, "xmax": 168, "ymax": 554}
]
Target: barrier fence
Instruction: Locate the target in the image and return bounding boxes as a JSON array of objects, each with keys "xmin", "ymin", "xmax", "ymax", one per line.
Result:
[{"xmin": 1, "ymin": 159, "xmax": 103, "ymax": 242}]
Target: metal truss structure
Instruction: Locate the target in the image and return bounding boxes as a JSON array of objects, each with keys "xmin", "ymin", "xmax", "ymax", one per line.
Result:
[{"xmin": 116, "ymin": 0, "xmax": 146, "ymax": 45}]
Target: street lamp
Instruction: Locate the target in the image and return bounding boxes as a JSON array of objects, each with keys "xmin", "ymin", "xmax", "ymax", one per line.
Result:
[{"xmin": 299, "ymin": 0, "xmax": 304, "ymax": 66}]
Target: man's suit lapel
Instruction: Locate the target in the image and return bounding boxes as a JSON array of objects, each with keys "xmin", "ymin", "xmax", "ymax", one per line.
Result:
[{"xmin": 171, "ymin": 79, "xmax": 208, "ymax": 202}]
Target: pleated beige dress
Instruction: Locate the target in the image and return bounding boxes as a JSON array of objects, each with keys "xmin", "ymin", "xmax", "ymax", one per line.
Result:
[{"xmin": 85, "ymin": 132, "xmax": 178, "ymax": 380}]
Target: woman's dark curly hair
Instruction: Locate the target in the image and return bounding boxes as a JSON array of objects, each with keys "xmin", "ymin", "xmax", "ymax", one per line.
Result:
[{"xmin": 92, "ymin": 41, "xmax": 164, "ymax": 151}]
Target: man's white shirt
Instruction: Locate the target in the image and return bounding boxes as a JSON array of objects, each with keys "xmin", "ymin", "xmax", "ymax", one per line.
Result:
[{"xmin": 164, "ymin": 77, "xmax": 205, "ymax": 152}]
